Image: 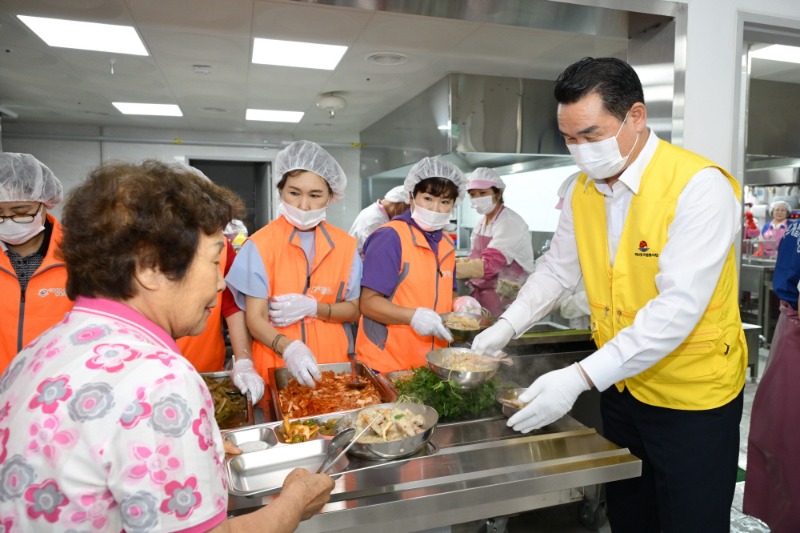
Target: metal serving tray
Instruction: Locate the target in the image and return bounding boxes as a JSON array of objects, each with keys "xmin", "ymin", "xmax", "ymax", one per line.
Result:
[
  {"xmin": 200, "ymin": 371, "xmax": 254, "ymax": 430},
  {"xmin": 224, "ymin": 416, "xmax": 351, "ymax": 498},
  {"xmin": 269, "ymin": 362, "xmax": 396, "ymax": 420}
]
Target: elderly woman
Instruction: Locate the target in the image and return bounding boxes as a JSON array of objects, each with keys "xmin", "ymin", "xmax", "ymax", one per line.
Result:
[
  {"xmin": 0, "ymin": 152, "xmax": 71, "ymax": 373},
  {"xmin": 759, "ymin": 200, "xmax": 792, "ymax": 257},
  {"xmin": 0, "ymin": 161, "xmax": 333, "ymax": 532},
  {"xmin": 356, "ymin": 157, "xmax": 466, "ymax": 372},
  {"xmin": 226, "ymin": 141, "xmax": 361, "ymax": 391}
]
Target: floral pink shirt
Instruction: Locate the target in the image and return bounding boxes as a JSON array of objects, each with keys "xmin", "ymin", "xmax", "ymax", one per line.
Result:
[{"xmin": 0, "ymin": 297, "xmax": 227, "ymax": 532}]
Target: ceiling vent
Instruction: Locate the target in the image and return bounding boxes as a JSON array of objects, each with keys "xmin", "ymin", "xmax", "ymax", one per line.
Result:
[{"xmin": 365, "ymin": 52, "xmax": 408, "ymax": 66}]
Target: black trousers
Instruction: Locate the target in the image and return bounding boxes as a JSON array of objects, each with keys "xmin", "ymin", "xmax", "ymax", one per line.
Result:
[{"xmin": 601, "ymin": 387, "xmax": 743, "ymax": 533}]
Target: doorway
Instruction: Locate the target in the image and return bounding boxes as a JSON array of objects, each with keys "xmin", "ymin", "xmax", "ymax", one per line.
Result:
[{"xmin": 189, "ymin": 159, "xmax": 271, "ymax": 235}]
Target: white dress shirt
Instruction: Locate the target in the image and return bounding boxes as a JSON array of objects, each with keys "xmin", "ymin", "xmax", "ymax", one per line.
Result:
[{"xmin": 502, "ymin": 130, "xmax": 742, "ymax": 391}]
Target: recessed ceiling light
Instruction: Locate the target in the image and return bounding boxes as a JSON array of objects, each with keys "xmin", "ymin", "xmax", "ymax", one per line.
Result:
[
  {"xmin": 246, "ymin": 109, "xmax": 304, "ymax": 123},
  {"xmin": 365, "ymin": 52, "xmax": 408, "ymax": 66},
  {"xmin": 113, "ymin": 103, "xmax": 182, "ymax": 116},
  {"xmin": 17, "ymin": 15, "xmax": 148, "ymax": 56},
  {"xmin": 201, "ymin": 107, "xmax": 228, "ymax": 113},
  {"xmin": 252, "ymin": 38, "xmax": 347, "ymax": 70},
  {"xmin": 751, "ymin": 44, "xmax": 800, "ymax": 64}
]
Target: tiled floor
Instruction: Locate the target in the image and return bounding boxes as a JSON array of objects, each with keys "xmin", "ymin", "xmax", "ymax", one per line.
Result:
[{"xmin": 448, "ymin": 349, "xmax": 773, "ymax": 533}]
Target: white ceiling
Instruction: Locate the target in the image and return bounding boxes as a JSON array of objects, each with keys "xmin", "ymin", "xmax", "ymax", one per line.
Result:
[{"xmin": 0, "ymin": 0, "xmax": 796, "ymax": 144}]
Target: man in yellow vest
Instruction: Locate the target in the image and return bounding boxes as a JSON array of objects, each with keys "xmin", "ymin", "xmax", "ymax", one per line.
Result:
[{"xmin": 472, "ymin": 57, "xmax": 746, "ymax": 533}]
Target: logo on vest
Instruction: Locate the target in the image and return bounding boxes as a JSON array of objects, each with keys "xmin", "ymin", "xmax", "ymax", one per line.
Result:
[
  {"xmin": 635, "ymin": 240, "xmax": 659, "ymax": 258},
  {"xmin": 38, "ymin": 287, "xmax": 67, "ymax": 297},
  {"xmin": 309, "ymin": 286, "xmax": 334, "ymax": 296}
]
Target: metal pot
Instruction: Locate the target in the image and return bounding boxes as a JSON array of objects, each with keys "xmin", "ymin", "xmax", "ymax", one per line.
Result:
[
  {"xmin": 333, "ymin": 402, "xmax": 438, "ymax": 461},
  {"xmin": 426, "ymin": 347, "xmax": 499, "ymax": 389},
  {"xmin": 440, "ymin": 312, "xmax": 493, "ymax": 343}
]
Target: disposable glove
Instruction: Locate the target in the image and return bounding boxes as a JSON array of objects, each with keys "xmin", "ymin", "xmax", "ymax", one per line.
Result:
[
  {"xmin": 410, "ymin": 308, "xmax": 453, "ymax": 342},
  {"xmin": 283, "ymin": 341, "xmax": 322, "ymax": 388},
  {"xmin": 455, "ymin": 257, "xmax": 485, "ymax": 279},
  {"xmin": 231, "ymin": 358, "xmax": 265, "ymax": 403},
  {"xmin": 269, "ymin": 294, "xmax": 318, "ymax": 327},
  {"xmin": 471, "ymin": 318, "xmax": 515, "ymax": 356},
  {"xmin": 507, "ymin": 363, "xmax": 590, "ymax": 433},
  {"xmin": 453, "ymin": 295, "xmax": 482, "ymax": 315}
]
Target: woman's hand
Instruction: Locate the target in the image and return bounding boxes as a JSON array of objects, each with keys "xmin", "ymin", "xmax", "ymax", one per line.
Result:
[
  {"xmin": 283, "ymin": 341, "xmax": 322, "ymax": 387},
  {"xmin": 281, "ymin": 468, "xmax": 335, "ymax": 521},
  {"xmin": 269, "ymin": 294, "xmax": 318, "ymax": 327}
]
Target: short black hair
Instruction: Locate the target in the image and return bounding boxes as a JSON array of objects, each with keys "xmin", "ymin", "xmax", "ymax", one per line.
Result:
[{"xmin": 554, "ymin": 57, "xmax": 645, "ymax": 121}]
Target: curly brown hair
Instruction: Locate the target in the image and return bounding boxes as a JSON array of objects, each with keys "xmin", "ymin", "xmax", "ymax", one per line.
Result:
[{"xmin": 60, "ymin": 160, "xmax": 245, "ymax": 300}]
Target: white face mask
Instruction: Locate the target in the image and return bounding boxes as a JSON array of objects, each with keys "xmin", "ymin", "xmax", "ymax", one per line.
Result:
[
  {"xmin": 567, "ymin": 112, "xmax": 638, "ymax": 180},
  {"xmin": 0, "ymin": 205, "xmax": 46, "ymax": 245},
  {"xmin": 470, "ymin": 195, "xmax": 495, "ymax": 215},
  {"xmin": 411, "ymin": 201, "xmax": 451, "ymax": 232},
  {"xmin": 278, "ymin": 201, "xmax": 327, "ymax": 231}
]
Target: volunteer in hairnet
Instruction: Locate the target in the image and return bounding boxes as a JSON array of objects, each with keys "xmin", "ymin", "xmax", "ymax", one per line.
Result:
[
  {"xmin": 471, "ymin": 57, "xmax": 746, "ymax": 532},
  {"xmin": 758, "ymin": 199, "xmax": 791, "ymax": 257},
  {"xmin": 226, "ymin": 141, "xmax": 361, "ymax": 390},
  {"xmin": 456, "ymin": 168, "xmax": 534, "ymax": 317},
  {"xmin": 0, "ymin": 152, "xmax": 72, "ymax": 373},
  {"xmin": 171, "ymin": 163, "xmax": 264, "ymax": 403},
  {"xmin": 356, "ymin": 157, "xmax": 465, "ymax": 372},
  {"xmin": 348, "ymin": 185, "xmax": 409, "ymax": 255}
]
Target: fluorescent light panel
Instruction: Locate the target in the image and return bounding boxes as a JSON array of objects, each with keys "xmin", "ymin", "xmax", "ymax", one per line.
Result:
[
  {"xmin": 750, "ymin": 44, "xmax": 800, "ymax": 64},
  {"xmin": 18, "ymin": 15, "xmax": 148, "ymax": 56},
  {"xmin": 113, "ymin": 103, "xmax": 182, "ymax": 116},
  {"xmin": 252, "ymin": 38, "xmax": 347, "ymax": 70},
  {"xmin": 246, "ymin": 109, "xmax": 304, "ymax": 123}
]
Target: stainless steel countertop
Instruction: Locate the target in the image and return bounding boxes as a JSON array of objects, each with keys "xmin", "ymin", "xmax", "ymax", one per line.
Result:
[{"xmin": 227, "ymin": 415, "xmax": 641, "ymax": 532}]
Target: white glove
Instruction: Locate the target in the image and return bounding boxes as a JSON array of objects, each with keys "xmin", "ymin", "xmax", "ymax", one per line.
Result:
[
  {"xmin": 269, "ymin": 294, "xmax": 318, "ymax": 327},
  {"xmin": 507, "ymin": 363, "xmax": 590, "ymax": 433},
  {"xmin": 471, "ymin": 318, "xmax": 515, "ymax": 356},
  {"xmin": 231, "ymin": 358, "xmax": 265, "ymax": 403},
  {"xmin": 283, "ymin": 341, "xmax": 322, "ymax": 388},
  {"xmin": 410, "ymin": 308, "xmax": 453, "ymax": 342},
  {"xmin": 453, "ymin": 295, "xmax": 482, "ymax": 315}
]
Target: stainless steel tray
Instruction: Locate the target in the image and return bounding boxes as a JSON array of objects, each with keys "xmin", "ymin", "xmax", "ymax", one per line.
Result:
[
  {"xmin": 224, "ymin": 417, "xmax": 350, "ymax": 498},
  {"xmin": 269, "ymin": 362, "xmax": 396, "ymax": 420}
]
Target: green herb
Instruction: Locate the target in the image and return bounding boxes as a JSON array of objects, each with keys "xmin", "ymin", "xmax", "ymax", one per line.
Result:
[
  {"xmin": 393, "ymin": 367, "xmax": 498, "ymax": 422},
  {"xmin": 394, "ymin": 414, "xmax": 404, "ymax": 420}
]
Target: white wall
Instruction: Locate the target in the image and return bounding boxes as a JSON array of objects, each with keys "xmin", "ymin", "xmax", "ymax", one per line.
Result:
[
  {"xmin": 2, "ymin": 123, "xmax": 362, "ymax": 230},
  {"xmin": 678, "ymin": 0, "xmax": 800, "ymax": 175}
]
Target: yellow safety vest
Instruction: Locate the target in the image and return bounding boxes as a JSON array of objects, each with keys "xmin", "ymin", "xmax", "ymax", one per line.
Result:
[{"xmin": 572, "ymin": 139, "xmax": 746, "ymax": 410}]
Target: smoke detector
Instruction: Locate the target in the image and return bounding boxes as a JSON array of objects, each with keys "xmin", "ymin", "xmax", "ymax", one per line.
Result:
[{"xmin": 316, "ymin": 93, "xmax": 347, "ymax": 119}]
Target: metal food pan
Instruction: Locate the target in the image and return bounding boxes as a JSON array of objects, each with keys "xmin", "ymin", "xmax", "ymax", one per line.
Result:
[
  {"xmin": 200, "ymin": 371, "xmax": 254, "ymax": 430},
  {"xmin": 269, "ymin": 362, "xmax": 396, "ymax": 420},
  {"xmin": 225, "ymin": 421, "xmax": 350, "ymax": 498}
]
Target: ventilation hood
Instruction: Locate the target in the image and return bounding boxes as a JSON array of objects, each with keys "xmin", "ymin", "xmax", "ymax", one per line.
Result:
[{"xmin": 360, "ymin": 74, "xmax": 575, "ymax": 179}]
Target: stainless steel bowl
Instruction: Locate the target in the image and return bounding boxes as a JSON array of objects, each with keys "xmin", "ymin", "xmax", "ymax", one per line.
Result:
[
  {"xmin": 495, "ymin": 388, "xmax": 529, "ymax": 418},
  {"xmin": 439, "ymin": 312, "xmax": 493, "ymax": 343},
  {"xmin": 426, "ymin": 347, "xmax": 499, "ymax": 389},
  {"xmin": 333, "ymin": 402, "xmax": 438, "ymax": 461}
]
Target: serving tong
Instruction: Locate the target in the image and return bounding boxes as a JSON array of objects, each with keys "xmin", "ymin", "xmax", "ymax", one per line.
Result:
[{"xmin": 316, "ymin": 414, "xmax": 380, "ymax": 474}]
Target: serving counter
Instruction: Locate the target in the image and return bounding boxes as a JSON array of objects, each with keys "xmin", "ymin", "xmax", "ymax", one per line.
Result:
[
  {"xmin": 227, "ymin": 415, "xmax": 640, "ymax": 532},
  {"xmin": 227, "ymin": 328, "xmax": 639, "ymax": 532}
]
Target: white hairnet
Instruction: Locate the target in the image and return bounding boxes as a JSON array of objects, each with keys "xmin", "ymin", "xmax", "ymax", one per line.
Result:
[
  {"xmin": 274, "ymin": 140, "xmax": 347, "ymax": 201},
  {"xmin": 467, "ymin": 167, "xmax": 505, "ymax": 191},
  {"xmin": 383, "ymin": 185, "xmax": 409, "ymax": 204},
  {"xmin": 0, "ymin": 153, "xmax": 63, "ymax": 208},
  {"xmin": 770, "ymin": 200, "xmax": 792, "ymax": 215},
  {"xmin": 403, "ymin": 157, "xmax": 466, "ymax": 205}
]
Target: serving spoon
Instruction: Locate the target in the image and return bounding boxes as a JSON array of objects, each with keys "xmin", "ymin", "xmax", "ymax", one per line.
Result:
[{"xmin": 346, "ymin": 352, "xmax": 368, "ymax": 389}]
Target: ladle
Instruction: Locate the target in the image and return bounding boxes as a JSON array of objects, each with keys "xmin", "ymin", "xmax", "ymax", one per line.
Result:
[{"xmin": 346, "ymin": 352, "xmax": 367, "ymax": 389}]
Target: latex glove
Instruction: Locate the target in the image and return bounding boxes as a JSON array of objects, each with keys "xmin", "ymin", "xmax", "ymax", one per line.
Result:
[
  {"xmin": 453, "ymin": 295, "xmax": 482, "ymax": 315},
  {"xmin": 269, "ymin": 294, "xmax": 318, "ymax": 327},
  {"xmin": 507, "ymin": 363, "xmax": 590, "ymax": 433},
  {"xmin": 455, "ymin": 257, "xmax": 485, "ymax": 279},
  {"xmin": 283, "ymin": 341, "xmax": 322, "ymax": 388},
  {"xmin": 471, "ymin": 318, "xmax": 515, "ymax": 356},
  {"xmin": 231, "ymin": 358, "xmax": 265, "ymax": 403},
  {"xmin": 410, "ymin": 308, "xmax": 453, "ymax": 342}
]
